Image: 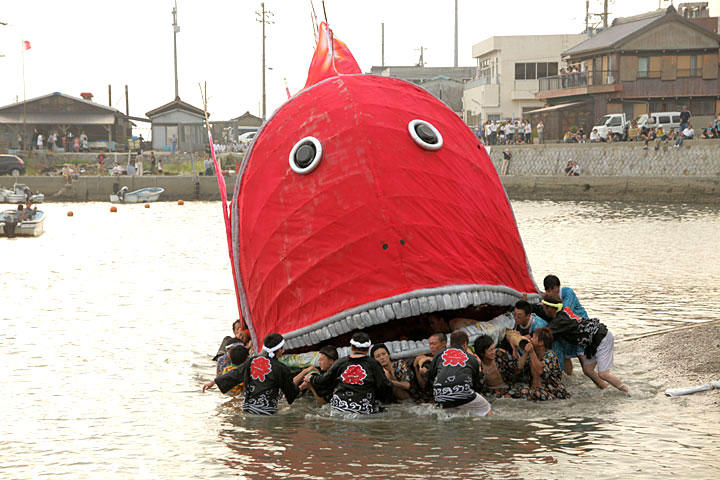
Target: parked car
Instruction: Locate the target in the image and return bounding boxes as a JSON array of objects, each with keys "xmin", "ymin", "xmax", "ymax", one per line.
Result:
[
  {"xmin": 0, "ymin": 155, "xmax": 26, "ymax": 176},
  {"xmin": 634, "ymin": 112, "xmax": 682, "ymax": 132},
  {"xmin": 238, "ymin": 131, "xmax": 257, "ymax": 144},
  {"xmin": 592, "ymin": 113, "xmax": 627, "ymax": 139}
]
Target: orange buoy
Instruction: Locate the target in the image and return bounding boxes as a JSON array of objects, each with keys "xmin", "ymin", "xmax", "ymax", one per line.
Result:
[
  {"xmin": 67, "ymin": 211, "xmax": 74, "ymax": 217},
  {"xmin": 110, "ymin": 206, "xmax": 117, "ymax": 212},
  {"xmin": 144, "ymin": 203, "xmax": 150, "ymax": 208},
  {"xmin": 178, "ymin": 199, "xmax": 184, "ymax": 205}
]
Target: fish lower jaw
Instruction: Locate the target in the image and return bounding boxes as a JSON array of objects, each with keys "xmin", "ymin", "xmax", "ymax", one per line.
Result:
[{"xmin": 282, "ymin": 285, "xmax": 539, "ymax": 358}]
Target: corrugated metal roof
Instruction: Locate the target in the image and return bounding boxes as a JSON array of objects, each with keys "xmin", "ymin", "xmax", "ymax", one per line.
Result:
[
  {"xmin": 564, "ymin": 15, "xmax": 661, "ymax": 55},
  {"xmin": 0, "ymin": 112, "xmax": 116, "ymax": 124}
]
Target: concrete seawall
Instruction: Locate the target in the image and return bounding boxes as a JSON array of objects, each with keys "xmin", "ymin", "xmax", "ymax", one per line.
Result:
[
  {"xmin": 1, "ymin": 175, "xmax": 238, "ymax": 202},
  {"xmin": 487, "ymin": 139, "xmax": 720, "ymax": 177},
  {"xmin": 4, "ymin": 174, "xmax": 719, "ymax": 204}
]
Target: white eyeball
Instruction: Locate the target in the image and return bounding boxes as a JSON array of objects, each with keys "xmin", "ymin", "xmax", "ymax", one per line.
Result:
[
  {"xmin": 408, "ymin": 119, "xmax": 443, "ymax": 151},
  {"xmin": 289, "ymin": 136, "xmax": 323, "ymax": 174}
]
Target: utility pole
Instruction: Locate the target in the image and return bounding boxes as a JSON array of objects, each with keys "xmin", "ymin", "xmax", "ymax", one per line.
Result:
[
  {"xmin": 415, "ymin": 46, "xmax": 427, "ymax": 67},
  {"xmin": 381, "ymin": 23, "xmax": 385, "ymax": 67},
  {"xmin": 125, "ymin": 85, "xmax": 129, "ymax": 116},
  {"xmin": 586, "ymin": 0, "xmax": 590, "ymax": 33},
  {"xmin": 172, "ymin": 1, "xmax": 180, "ymax": 99},
  {"xmin": 454, "ymin": 0, "xmax": 458, "ymax": 67},
  {"xmin": 257, "ymin": 2, "xmax": 274, "ymax": 121},
  {"xmin": 603, "ymin": 0, "xmax": 609, "ymax": 29}
]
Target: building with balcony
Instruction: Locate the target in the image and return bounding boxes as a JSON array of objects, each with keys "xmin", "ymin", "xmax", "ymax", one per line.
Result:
[
  {"xmin": 530, "ymin": 4, "xmax": 720, "ymax": 140},
  {"xmin": 463, "ymin": 34, "xmax": 586, "ymax": 126}
]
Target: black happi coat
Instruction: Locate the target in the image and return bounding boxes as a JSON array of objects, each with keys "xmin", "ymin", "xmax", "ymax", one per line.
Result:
[
  {"xmin": 427, "ymin": 346, "xmax": 482, "ymax": 408},
  {"xmin": 549, "ymin": 309, "xmax": 608, "ymax": 359},
  {"xmin": 215, "ymin": 354, "xmax": 300, "ymax": 415},
  {"xmin": 310, "ymin": 355, "xmax": 392, "ymax": 414}
]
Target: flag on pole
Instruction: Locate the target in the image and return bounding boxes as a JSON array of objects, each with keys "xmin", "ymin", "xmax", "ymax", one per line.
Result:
[
  {"xmin": 284, "ymin": 78, "xmax": 291, "ymax": 99},
  {"xmin": 23, "ymin": 41, "xmax": 31, "ymax": 50}
]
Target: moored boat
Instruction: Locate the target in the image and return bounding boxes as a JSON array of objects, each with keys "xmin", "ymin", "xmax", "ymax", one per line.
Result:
[
  {"xmin": 0, "ymin": 209, "xmax": 45, "ymax": 237},
  {"xmin": 0, "ymin": 184, "xmax": 44, "ymax": 204},
  {"xmin": 109, "ymin": 187, "xmax": 164, "ymax": 203}
]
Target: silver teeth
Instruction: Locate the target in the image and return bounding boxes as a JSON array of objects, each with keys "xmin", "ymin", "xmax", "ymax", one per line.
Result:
[
  {"xmin": 278, "ymin": 286, "xmax": 539, "ymax": 354},
  {"xmin": 410, "ymin": 298, "xmax": 420, "ymax": 316}
]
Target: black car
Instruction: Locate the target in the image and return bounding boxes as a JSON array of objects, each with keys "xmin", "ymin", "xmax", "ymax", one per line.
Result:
[{"xmin": 0, "ymin": 155, "xmax": 26, "ymax": 176}]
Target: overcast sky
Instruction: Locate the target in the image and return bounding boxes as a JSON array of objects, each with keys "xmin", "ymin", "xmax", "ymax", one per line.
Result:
[{"xmin": 1, "ymin": 0, "xmax": 718, "ymax": 133}]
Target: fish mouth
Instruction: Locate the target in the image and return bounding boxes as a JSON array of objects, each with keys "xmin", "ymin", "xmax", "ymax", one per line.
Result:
[{"xmin": 282, "ymin": 285, "xmax": 540, "ymax": 358}]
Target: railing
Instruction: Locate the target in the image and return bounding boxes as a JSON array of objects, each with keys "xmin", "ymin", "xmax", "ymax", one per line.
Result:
[
  {"xmin": 538, "ymin": 70, "xmax": 617, "ymax": 92},
  {"xmin": 466, "ymin": 75, "xmax": 499, "ymax": 88}
]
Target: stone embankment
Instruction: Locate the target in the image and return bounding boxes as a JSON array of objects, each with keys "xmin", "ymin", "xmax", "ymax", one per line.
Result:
[{"xmin": 3, "ymin": 141, "xmax": 719, "ymax": 203}]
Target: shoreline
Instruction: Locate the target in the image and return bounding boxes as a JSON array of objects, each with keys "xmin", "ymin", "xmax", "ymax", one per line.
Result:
[{"xmin": 2, "ymin": 175, "xmax": 719, "ymax": 203}]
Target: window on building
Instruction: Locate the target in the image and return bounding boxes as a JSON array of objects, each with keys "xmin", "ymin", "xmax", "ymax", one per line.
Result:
[
  {"xmin": 676, "ymin": 54, "xmax": 704, "ymax": 77},
  {"xmin": 638, "ymin": 57, "xmax": 650, "ymax": 78},
  {"xmin": 515, "ymin": 62, "xmax": 559, "ymax": 80}
]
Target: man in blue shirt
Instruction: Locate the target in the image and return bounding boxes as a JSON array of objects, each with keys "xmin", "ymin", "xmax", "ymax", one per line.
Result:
[{"xmin": 543, "ymin": 275, "xmax": 588, "ymax": 375}]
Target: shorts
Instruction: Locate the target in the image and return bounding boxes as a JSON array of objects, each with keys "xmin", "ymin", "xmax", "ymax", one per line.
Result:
[
  {"xmin": 582, "ymin": 331, "xmax": 614, "ymax": 373},
  {"xmin": 454, "ymin": 393, "xmax": 491, "ymax": 417}
]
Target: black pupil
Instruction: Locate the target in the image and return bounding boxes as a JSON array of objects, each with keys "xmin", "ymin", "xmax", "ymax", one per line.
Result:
[
  {"xmin": 295, "ymin": 143, "xmax": 316, "ymax": 168},
  {"xmin": 415, "ymin": 124, "xmax": 438, "ymax": 144}
]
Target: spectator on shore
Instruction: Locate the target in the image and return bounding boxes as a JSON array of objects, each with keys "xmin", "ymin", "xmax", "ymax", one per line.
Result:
[
  {"xmin": 157, "ymin": 159, "xmax": 164, "ymax": 175},
  {"xmin": 150, "ymin": 152, "xmax": 156, "ymax": 174},
  {"xmin": 80, "ymin": 131, "xmax": 88, "ymax": 152},
  {"xmin": 204, "ymin": 157, "xmax": 214, "ymax": 176},
  {"xmin": 569, "ymin": 161, "xmax": 582, "ymax": 176},
  {"xmin": 17, "ymin": 133, "xmax": 24, "ymax": 151},
  {"xmin": 564, "ymin": 160, "xmax": 573, "ymax": 174},
  {"xmin": 713, "ymin": 114, "xmax": 720, "ymax": 137},
  {"xmin": 700, "ymin": 124, "xmax": 716, "ymax": 139},
  {"xmin": 679, "ymin": 106, "xmax": 691, "ymax": 131},
  {"xmin": 31, "ymin": 129, "xmax": 39, "ymax": 150},
  {"xmin": 66, "ymin": 131, "xmax": 74, "ymax": 152},
  {"xmin": 674, "ymin": 124, "xmax": 694, "ymax": 148},
  {"xmin": 643, "ymin": 128, "xmax": 657, "ymax": 149},
  {"xmin": 169, "ymin": 133, "xmax": 178, "ymax": 154},
  {"xmin": 537, "ymin": 121, "xmax": 544, "ymax": 144},
  {"xmin": 36, "ymin": 132, "xmax": 44, "ymax": 150},
  {"xmin": 501, "ymin": 149, "xmax": 512, "ymax": 175},
  {"xmin": 590, "ymin": 128, "xmax": 601, "ymax": 143},
  {"xmin": 627, "ymin": 121, "xmax": 639, "ymax": 141}
]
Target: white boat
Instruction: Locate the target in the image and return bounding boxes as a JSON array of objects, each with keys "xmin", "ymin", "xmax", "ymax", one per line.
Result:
[
  {"xmin": 0, "ymin": 209, "xmax": 45, "ymax": 237},
  {"xmin": 109, "ymin": 186, "xmax": 164, "ymax": 203},
  {"xmin": 0, "ymin": 184, "xmax": 44, "ymax": 204}
]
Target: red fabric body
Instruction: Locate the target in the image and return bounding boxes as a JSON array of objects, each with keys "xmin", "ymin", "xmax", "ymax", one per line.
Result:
[{"xmin": 235, "ymin": 74, "xmax": 537, "ymax": 345}]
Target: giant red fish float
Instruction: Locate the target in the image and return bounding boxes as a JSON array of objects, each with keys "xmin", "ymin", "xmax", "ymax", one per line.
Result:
[{"xmin": 229, "ymin": 23, "xmax": 539, "ymax": 356}]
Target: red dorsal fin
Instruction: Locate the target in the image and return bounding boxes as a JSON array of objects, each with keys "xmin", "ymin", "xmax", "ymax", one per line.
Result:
[{"xmin": 303, "ymin": 22, "xmax": 361, "ymax": 90}]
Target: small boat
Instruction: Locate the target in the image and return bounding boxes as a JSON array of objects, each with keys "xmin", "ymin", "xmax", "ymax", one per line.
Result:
[
  {"xmin": 0, "ymin": 209, "xmax": 45, "ymax": 237},
  {"xmin": 110, "ymin": 186, "xmax": 164, "ymax": 203},
  {"xmin": 0, "ymin": 184, "xmax": 44, "ymax": 204}
]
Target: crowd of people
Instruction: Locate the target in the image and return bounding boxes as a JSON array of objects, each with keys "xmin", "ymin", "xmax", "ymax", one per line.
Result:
[
  {"xmin": 203, "ymin": 274, "xmax": 629, "ymax": 417},
  {"xmin": 19, "ymin": 129, "xmax": 90, "ymax": 152},
  {"xmin": 475, "ymin": 120, "xmax": 544, "ymax": 146}
]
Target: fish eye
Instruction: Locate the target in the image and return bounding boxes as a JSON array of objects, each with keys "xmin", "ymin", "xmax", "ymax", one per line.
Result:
[
  {"xmin": 289, "ymin": 136, "xmax": 323, "ymax": 174},
  {"xmin": 408, "ymin": 119, "xmax": 443, "ymax": 151}
]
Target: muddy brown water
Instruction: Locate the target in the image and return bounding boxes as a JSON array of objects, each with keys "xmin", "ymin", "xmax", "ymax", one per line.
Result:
[{"xmin": 1, "ymin": 201, "xmax": 718, "ymax": 478}]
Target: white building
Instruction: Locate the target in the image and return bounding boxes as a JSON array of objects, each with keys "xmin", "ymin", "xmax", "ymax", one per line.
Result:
[{"xmin": 463, "ymin": 35, "xmax": 586, "ymax": 125}]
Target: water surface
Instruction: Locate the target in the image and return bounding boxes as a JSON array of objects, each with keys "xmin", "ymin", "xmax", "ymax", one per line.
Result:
[{"xmin": 1, "ymin": 201, "xmax": 718, "ymax": 478}]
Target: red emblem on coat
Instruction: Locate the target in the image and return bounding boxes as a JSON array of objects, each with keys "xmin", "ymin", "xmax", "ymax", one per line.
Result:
[
  {"xmin": 250, "ymin": 357, "xmax": 272, "ymax": 381},
  {"xmin": 441, "ymin": 348, "xmax": 468, "ymax": 367},
  {"xmin": 340, "ymin": 365, "xmax": 368, "ymax": 385}
]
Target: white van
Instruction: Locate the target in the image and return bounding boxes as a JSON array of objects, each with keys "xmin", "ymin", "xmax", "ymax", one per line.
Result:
[{"xmin": 634, "ymin": 112, "xmax": 682, "ymax": 132}]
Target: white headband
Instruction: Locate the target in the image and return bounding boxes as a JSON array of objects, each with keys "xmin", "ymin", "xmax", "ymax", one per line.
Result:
[
  {"xmin": 350, "ymin": 339, "xmax": 372, "ymax": 349},
  {"xmin": 225, "ymin": 342, "xmax": 243, "ymax": 351},
  {"xmin": 262, "ymin": 339, "xmax": 285, "ymax": 358}
]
